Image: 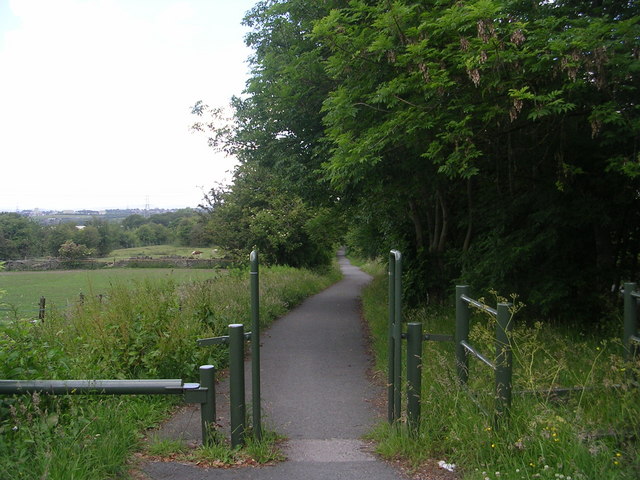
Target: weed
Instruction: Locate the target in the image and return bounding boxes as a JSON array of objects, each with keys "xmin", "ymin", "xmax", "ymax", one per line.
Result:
[{"xmin": 360, "ymin": 266, "xmax": 640, "ymax": 479}]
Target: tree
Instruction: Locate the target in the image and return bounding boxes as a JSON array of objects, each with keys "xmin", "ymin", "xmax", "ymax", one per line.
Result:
[
  {"xmin": 0, "ymin": 213, "xmax": 43, "ymax": 260},
  {"xmin": 311, "ymin": 0, "xmax": 640, "ymax": 318},
  {"xmin": 199, "ymin": 0, "xmax": 639, "ymax": 322},
  {"xmin": 192, "ymin": 0, "xmax": 344, "ymax": 267},
  {"xmin": 58, "ymin": 240, "xmax": 93, "ymax": 260},
  {"xmin": 204, "ymin": 164, "xmax": 338, "ymax": 267},
  {"xmin": 45, "ymin": 222, "xmax": 78, "ymax": 256}
]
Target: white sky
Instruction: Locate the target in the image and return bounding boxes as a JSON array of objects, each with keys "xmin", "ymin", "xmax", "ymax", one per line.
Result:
[{"xmin": 0, "ymin": 0, "xmax": 256, "ymax": 211}]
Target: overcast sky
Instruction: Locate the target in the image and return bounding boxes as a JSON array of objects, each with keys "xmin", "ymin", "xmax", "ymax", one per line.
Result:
[{"xmin": 0, "ymin": 0, "xmax": 256, "ymax": 212}]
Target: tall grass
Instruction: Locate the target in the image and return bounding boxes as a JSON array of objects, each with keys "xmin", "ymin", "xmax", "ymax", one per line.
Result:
[
  {"xmin": 0, "ymin": 262, "xmax": 341, "ymax": 479},
  {"xmin": 361, "ymin": 269, "xmax": 640, "ymax": 480}
]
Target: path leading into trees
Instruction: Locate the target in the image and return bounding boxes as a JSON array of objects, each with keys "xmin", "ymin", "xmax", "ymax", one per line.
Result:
[{"xmin": 137, "ymin": 251, "xmax": 406, "ymax": 480}]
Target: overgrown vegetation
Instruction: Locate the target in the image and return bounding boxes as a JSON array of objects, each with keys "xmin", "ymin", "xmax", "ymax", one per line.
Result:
[
  {"xmin": 361, "ymin": 266, "xmax": 640, "ymax": 479},
  {"xmin": 0, "ymin": 262, "xmax": 341, "ymax": 478},
  {"xmin": 193, "ymin": 0, "xmax": 639, "ymax": 324}
]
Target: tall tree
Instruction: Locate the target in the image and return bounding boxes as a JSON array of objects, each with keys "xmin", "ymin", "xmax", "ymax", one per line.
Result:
[{"xmin": 313, "ymin": 0, "xmax": 640, "ymax": 318}]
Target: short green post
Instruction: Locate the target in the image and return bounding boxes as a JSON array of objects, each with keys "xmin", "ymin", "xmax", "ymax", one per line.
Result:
[
  {"xmin": 494, "ymin": 303, "xmax": 513, "ymax": 428},
  {"xmin": 391, "ymin": 250, "xmax": 402, "ymax": 422},
  {"xmin": 199, "ymin": 364, "xmax": 216, "ymax": 445},
  {"xmin": 250, "ymin": 250, "xmax": 262, "ymax": 440},
  {"xmin": 623, "ymin": 282, "xmax": 638, "ymax": 362},
  {"xmin": 387, "ymin": 251, "xmax": 396, "ymax": 423},
  {"xmin": 456, "ymin": 285, "xmax": 470, "ymax": 385},
  {"xmin": 406, "ymin": 322, "xmax": 423, "ymax": 434},
  {"xmin": 229, "ymin": 324, "xmax": 246, "ymax": 447}
]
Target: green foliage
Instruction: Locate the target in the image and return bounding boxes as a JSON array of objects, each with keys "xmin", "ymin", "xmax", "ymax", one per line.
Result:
[
  {"xmin": 0, "ymin": 213, "xmax": 44, "ymax": 260},
  {"xmin": 203, "ymin": 165, "xmax": 339, "ymax": 268},
  {"xmin": 307, "ymin": 0, "xmax": 640, "ymax": 321}
]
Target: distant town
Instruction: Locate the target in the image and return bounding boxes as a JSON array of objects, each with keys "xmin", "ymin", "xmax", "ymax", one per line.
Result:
[{"xmin": 5, "ymin": 207, "xmax": 189, "ymax": 225}]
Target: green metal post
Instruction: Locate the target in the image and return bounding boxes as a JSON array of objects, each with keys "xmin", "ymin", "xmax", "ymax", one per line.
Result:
[
  {"xmin": 494, "ymin": 303, "xmax": 513, "ymax": 428},
  {"xmin": 387, "ymin": 251, "xmax": 396, "ymax": 423},
  {"xmin": 199, "ymin": 364, "xmax": 216, "ymax": 446},
  {"xmin": 456, "ymin": 285, "xmax": 470, "ymax": 385},
  {"xmin": 392, "ymin": 250, "xmax": 402, "ymax": 421},
  {"xmin": 406, "ymin": 322, "xmax": 423, "ymax": 434},
  {"xmin": 623, "ymin": 282, "xmax": 638, "ymax": 362},
  {"xmin": 229, "ymin": 324, "xmax": 246, "ymax": 447},
  {"xmin": 250, "ymin": 250, "xmax": 262, "ymax": 440}
]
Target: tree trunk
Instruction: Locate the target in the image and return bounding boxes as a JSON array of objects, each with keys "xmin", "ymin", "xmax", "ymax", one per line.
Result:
[
  {"xmin": 463, "ymin": 178, "xmax": 473, "ymax": 252},
  {"xmin": 437, "ymin": 190, "xmax": 448, "ymax": 252},
  {"xmin": 408, "ymin": 199, "xmax": 424, "ymax": 251}
]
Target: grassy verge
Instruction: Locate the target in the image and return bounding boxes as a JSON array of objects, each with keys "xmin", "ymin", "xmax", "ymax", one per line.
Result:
[
  {"xmin": 361, "ymin": 265, "xmax": 640, "ymax": 480},
  {"xmin": 0, "ymin": 261, "xmax": 341, "ymax": 479}
]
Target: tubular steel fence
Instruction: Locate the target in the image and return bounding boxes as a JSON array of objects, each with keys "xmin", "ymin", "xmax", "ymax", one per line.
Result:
[
  {"xmin": 387, "ymin": 250, "xmax": 639, "ymax": 432},
  {"xmin": 0, "ymin": 250, "xmax": 264, "ymax": 447},
  {"xmin": 0, "ymin": 366, "xmax": 217, "ymax": 445}
]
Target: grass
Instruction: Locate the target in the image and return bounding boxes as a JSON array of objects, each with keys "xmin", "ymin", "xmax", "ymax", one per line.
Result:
[
  {"xmin": 360, "ymin": 263, "xmax": 640, "ymax": 480},
  {"xmin": 143, "ymin": 428, "xmax": 285, "ymax": 468},
  {"xmin": 0, "ymin": 268, "xmax": 220, "ymax": 318},
  {"xmin": 105, "ymin": 245, "xmax": 225, "ymax": 261},
  {"xmin": 0, "ymin": 260, "xmax": 341, "ymax": 478}
]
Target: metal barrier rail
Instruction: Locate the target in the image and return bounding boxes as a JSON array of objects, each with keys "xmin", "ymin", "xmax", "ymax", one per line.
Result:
[
  {"xmin": 460, "ymin": 340, "xmax": 496, "ymax": 370},
  {"xmin": 456, "ymin": 286, "xmax": 513, "ymax": 427},
  {"xmin": 460, "ymin": 294, "xmax": 498, "ymax": 316},
  {"xmin": 624, "ymin": 283, "xmax": 639, "ymax": 362},
  {"xmin": 0, "ymin": 365, "xmax": 217, "ymax": 445},
  {"xmin": 195, "ymin": 249, "xmax": 262, "ymax": 448}
]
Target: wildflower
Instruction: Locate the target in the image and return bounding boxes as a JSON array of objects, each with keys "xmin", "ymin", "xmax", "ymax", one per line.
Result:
[
  {"xmin": 615, "ymin": 452, "xmax": 622, "ymax": 457},
  {"xmin": 491, "ymin": 443, "xmax": 496, "ymax": 448}
]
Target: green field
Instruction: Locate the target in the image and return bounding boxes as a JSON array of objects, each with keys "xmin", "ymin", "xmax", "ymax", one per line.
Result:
[
  {"xmin": 0, "ymin": 269, "xmax": 219, "ymax": 318},
  {"xmin": 105, "ymin": 245, "xmax": 224, "ymax": 261}
]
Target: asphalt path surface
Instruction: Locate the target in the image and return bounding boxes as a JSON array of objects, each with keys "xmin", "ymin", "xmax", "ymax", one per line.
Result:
[{"xmin": 139, "ymin": 252, "xmax": 405, "ymax": 480}]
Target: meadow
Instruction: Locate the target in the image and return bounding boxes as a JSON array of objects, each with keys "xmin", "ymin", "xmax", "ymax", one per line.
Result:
[
  {"xmin": 0, "ymin": 268, "xmax": 219, "ymax": 318},
  {"xmin": 358, "ymin": 260, "xmax": 640, "ymax": 480}
]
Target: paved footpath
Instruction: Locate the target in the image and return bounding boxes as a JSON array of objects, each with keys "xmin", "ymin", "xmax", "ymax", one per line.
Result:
[{"xmin": 139, "ymin": 252, "xmax": 406, "ymax": 480}]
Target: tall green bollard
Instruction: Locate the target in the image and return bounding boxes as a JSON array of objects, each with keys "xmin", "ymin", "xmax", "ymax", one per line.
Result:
[
  {"xmin": 229, "ymin": 324, "xmax": 246, "ymax": 447},
  {"xmin": 250, "ymin": 250, "xmax": 262, "ymax": 440},
  {"xmin": 199, "ymin": 364, "xmax": 216, "ymax": 446},
  {"xmin": 391, "ymin": 250, "xmax": 403, "ymax": 422},
  {"xmin": 387, "ymin": 251, "xmax": 396, "ymax": 423},
  {"xmin": 406, "ymin": 322, "xmax": 423, "ymax": 434},
  {"xmin": 455, "ymin": 285, "xmax": 470, "ymax": 385},
  {"xmin": 623, "ymin": 282, "xmax": 638, "ymax": 362},
  {"xmin": 494, "ymin": 303, "xmax": 513, "ymax": 428}
]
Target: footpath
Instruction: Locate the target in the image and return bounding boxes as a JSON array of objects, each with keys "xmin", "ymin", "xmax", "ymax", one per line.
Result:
[{"xmin": 136, "ymin": 252, "xmax": 406, "ymax": 480}]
